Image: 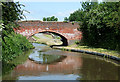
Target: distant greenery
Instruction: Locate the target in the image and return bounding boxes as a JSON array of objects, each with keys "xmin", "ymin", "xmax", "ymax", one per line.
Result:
[
  {"xmin": 63, "ymin": 21, "xmax": 68, "ymax": 23},
  {"xmin": 63, "ymin": 17, "xmax": 69, "ymax": 22},
  {"xmin": 43, "ymin": 16, "xmax": 58, "ymax": 21},
  {"xmin": 1, "ymin": 2, "xmax": 33, "ymax": 63},
  {"xmin": 69, "ymin": 2, "xmax": 120, "ymax": 51}
]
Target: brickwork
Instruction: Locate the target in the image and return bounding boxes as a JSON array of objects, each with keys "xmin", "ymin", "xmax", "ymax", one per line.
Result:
[{"xmin": 14, "ymin": 21, "xmax": 82, "ymax": 45}]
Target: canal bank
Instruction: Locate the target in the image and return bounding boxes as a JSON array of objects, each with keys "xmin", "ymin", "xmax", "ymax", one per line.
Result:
[{"xmin": 53, "ymin": 45, "xmax": 120, "ymax": 62}]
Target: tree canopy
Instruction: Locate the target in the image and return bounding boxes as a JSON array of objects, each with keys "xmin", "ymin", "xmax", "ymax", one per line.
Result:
[
  {"xmin": 1, "ymin": 2, "xmax": 25, "ymax": 34},
  {"xmin": 64, "ymin": 17, "xmax": 69, "ymax": 21},
  {"xmin": 68, "ymin": 2, "xmax": 120, "ymax": 50},
  {"xmin": 43, "ymin": 16, "xmax": 58, "ymax": 21},
  {"xmin": 1, "ymin": 2, "xmax": 33, "ymax": 63}
]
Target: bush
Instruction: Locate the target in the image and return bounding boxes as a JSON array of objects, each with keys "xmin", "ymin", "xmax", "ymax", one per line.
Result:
[
  {"xmin": 63, "ymin": 21, "xmax": 68, "ymax": 23},
  {"xmin": 72, "ymin": 22, "xmax": 74, "ymax": 25},
  {"xmin": 2, "ymin": 32, "xmax": 33, "ymax": 62},
  {"xmin": 69, "ymin": 2, "xmax": 120, "ymax": 51}
]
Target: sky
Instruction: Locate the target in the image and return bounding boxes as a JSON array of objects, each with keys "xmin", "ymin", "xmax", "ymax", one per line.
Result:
[{"xmin": 19, "ymin": 2, "xmax": 82, "ymax": 21}]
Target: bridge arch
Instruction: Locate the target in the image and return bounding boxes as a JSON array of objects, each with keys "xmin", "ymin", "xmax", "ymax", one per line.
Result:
[
  {"xmin": 14, "ymin": 21, "xmax": 82, "ymax": 46},
  {"xmin": 31, "ymin": 31, "xmax": 68, "ymax": 46}
]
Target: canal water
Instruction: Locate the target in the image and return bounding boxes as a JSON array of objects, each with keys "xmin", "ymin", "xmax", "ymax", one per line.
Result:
[{"xmin": 2, "ymin": 43, "xmax": 120, "ymax": 80}]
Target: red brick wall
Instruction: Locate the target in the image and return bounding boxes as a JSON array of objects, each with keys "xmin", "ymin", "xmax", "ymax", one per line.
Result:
[{"xmin": 14, "ymin": 21, "xmax": 82, "ymax": 40}]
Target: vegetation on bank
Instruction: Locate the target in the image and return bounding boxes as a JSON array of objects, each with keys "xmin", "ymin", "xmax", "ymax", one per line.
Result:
[
  {"xmin": 2, "ymin": 32, "xmax": 33, "ymax": 63},
  {"xmin": 71, "ymin": 44, "xmax": 120, "ymax": 58},
  {"xmin": 1, "ymin": 2, "xmax": 34, "ymax": 63},
  {"xmin": 54, "ymin": 43, "xmax": 120, "ymax": 59},
  {"xmin": 66, "ymin": 2, "xmax": 120, "ymax": 51}
]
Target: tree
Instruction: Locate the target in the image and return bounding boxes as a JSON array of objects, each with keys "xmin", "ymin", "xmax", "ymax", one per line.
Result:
[
  {"xmin": 47, "ymin": 17, "xmax": 50, "ymax": 21},
  {"xmin": 54, "ymin": 18, "xmax": 58, "ymax": 21},
  {"xmin": 64, "ymin": 17, "xmax": 69, "ymax": 21},
  {"xmin": 43, "ymin": 17, "xmax": 46, "ymax": 21},
  {"xmin": 1, "ymin": 1, "xmax": 33, "ymax": 63},
  {"xmin": 43, "ymin": 16, "xmax": 58, "ymax": 21},
  {"xmin": 68, "ymin": 2, "xmax": 120, "ymax": 50},
  {"xmin": 2, "ymin": 2, "xmax": 25, "ymax": 25},
  {"xmin": 1, "ymin": 2, "xmax": 25, "ymax": 35}
]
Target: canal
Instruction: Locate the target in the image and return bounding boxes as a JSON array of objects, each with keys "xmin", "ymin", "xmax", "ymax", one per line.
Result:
[{"xmin": 2, "ymin": 43, "xmax": 120, "ymax": 80}]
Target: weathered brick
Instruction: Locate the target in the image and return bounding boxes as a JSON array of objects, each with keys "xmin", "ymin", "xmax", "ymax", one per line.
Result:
[{"xmin": 14, "ymin": 21, "xmax": 82, "ymax": 40}]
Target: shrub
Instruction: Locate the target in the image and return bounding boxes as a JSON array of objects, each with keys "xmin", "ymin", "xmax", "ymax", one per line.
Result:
[
  {"xmin": 63, "ymin": 21, "xmax": 68, "ymax": 23},
  {"xmin": 2, "ymin": 32, "xmax": 33, "ymax": 62},
  {"xmin": 72, "ymin": 22, "xmax": 74, "ymax": 25}
]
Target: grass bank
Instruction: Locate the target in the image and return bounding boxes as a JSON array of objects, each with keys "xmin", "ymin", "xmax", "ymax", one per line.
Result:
[{"xmin": 53, "ymin": 44, "xmax": 120, "ymax": 61}]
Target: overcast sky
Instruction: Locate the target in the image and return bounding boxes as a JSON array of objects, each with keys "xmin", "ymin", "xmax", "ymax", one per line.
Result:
[{"xmin": 18, "ymin": 2, "xmax": 82, "ymax": 21}]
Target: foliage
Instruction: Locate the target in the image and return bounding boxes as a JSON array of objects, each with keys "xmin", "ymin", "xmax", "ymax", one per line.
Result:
[
  {"xmin": 2, "ymin": 32, "xmax": 33, "ymax": 63},
  {"xmin": 72, "ymin": 22, "xmax": 74, "ymax": 25},
  {"xmin": 63, "ymin": 21, "xmax": 68, "ymax": 23},
  {"xmin": 43, "ymin": 16, "xmax": 58, "ymax": 21},
  {"xmin": 64, "ymin": 17, "xmax": 69, "ymax": 21},
  {"xmin": 1, "ymin": 2, "xmax": 25, "ymax": 36},
  {"xmin": 1, "ymin": 2, "xmax": 33, "ymax": 62},
  {"xmin": 69, "ymin": 2, "xmax": 120, "ymax": 51},
  {"xmin": 69, "ymin": 9, "xmax": 85, "ymax": 22},
  {"xmin": 75, "ymin": 41, "xmax": 79, "ymax": 44},
  {"xmin": 2, "ymin": 2, "xmax": 25, "ymax": 25},
  {"xmin": 43, "ymin": 17, "xmax": 46, "ymax": 21}
]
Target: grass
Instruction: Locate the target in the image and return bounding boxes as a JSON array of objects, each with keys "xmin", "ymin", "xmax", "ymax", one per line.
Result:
[
  {"xmin": 33, "ymin": 36, "xmax": 40, "ymax": 40},
  {"xmin": 59, "ymin": 44, "xmax": 120, "ymax": 58},
  {"xmin": 76, "ymin": 45, "xmax": 120, "ymax": 57},
  {"xmin": 45, "ymin": 34, "xmax": 53, "ymax": 38},
  {"xmin": 31, "ymin": 34, "xmax": 62, "ymax": 46},
  {"xmin": 45, "ymin": 34, "xmax": 61, "ymax": 40},
  {"xmin": 32, "ymin": 36, "xmax": 48, "ymax": 44}
]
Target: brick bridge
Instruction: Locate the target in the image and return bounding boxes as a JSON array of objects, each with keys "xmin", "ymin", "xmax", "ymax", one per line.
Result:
[{"xmin": 14, "ymin": 21, "xmax": 82, "ymax": 45}]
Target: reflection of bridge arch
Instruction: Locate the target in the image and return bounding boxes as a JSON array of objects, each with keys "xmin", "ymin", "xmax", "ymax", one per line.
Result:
[
  {"xmin": 12, "ymin": 55, "xmax": 82, "ymax": 76},
  {"xmin": 29, "ymin": 54, "xmax": 67, "ymax": 64}
]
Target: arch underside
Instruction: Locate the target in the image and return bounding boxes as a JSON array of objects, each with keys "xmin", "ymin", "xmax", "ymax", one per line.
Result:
[{"xmin": 31, "ymin": 31, "xmax": 68, "ymax": 46}]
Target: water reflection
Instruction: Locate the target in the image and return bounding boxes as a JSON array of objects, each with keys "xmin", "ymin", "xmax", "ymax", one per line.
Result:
[
  {"xmin": 18, "ymin": 74, "xmax": 80, "ymax": 80},
  {"xmin": 13, "ymin": 55, "xmax": 82, "ymax": 76},
  {"xmin": 29, "ymin": 53, "xmax": 66, "ymax": 64},
  {"xmin": 2, "ymin": 43, "xmax": 120, "ymax": 80},
  {"xmin": 80, "ymin": 57, "xmax": 120, "ymax": 80}
]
